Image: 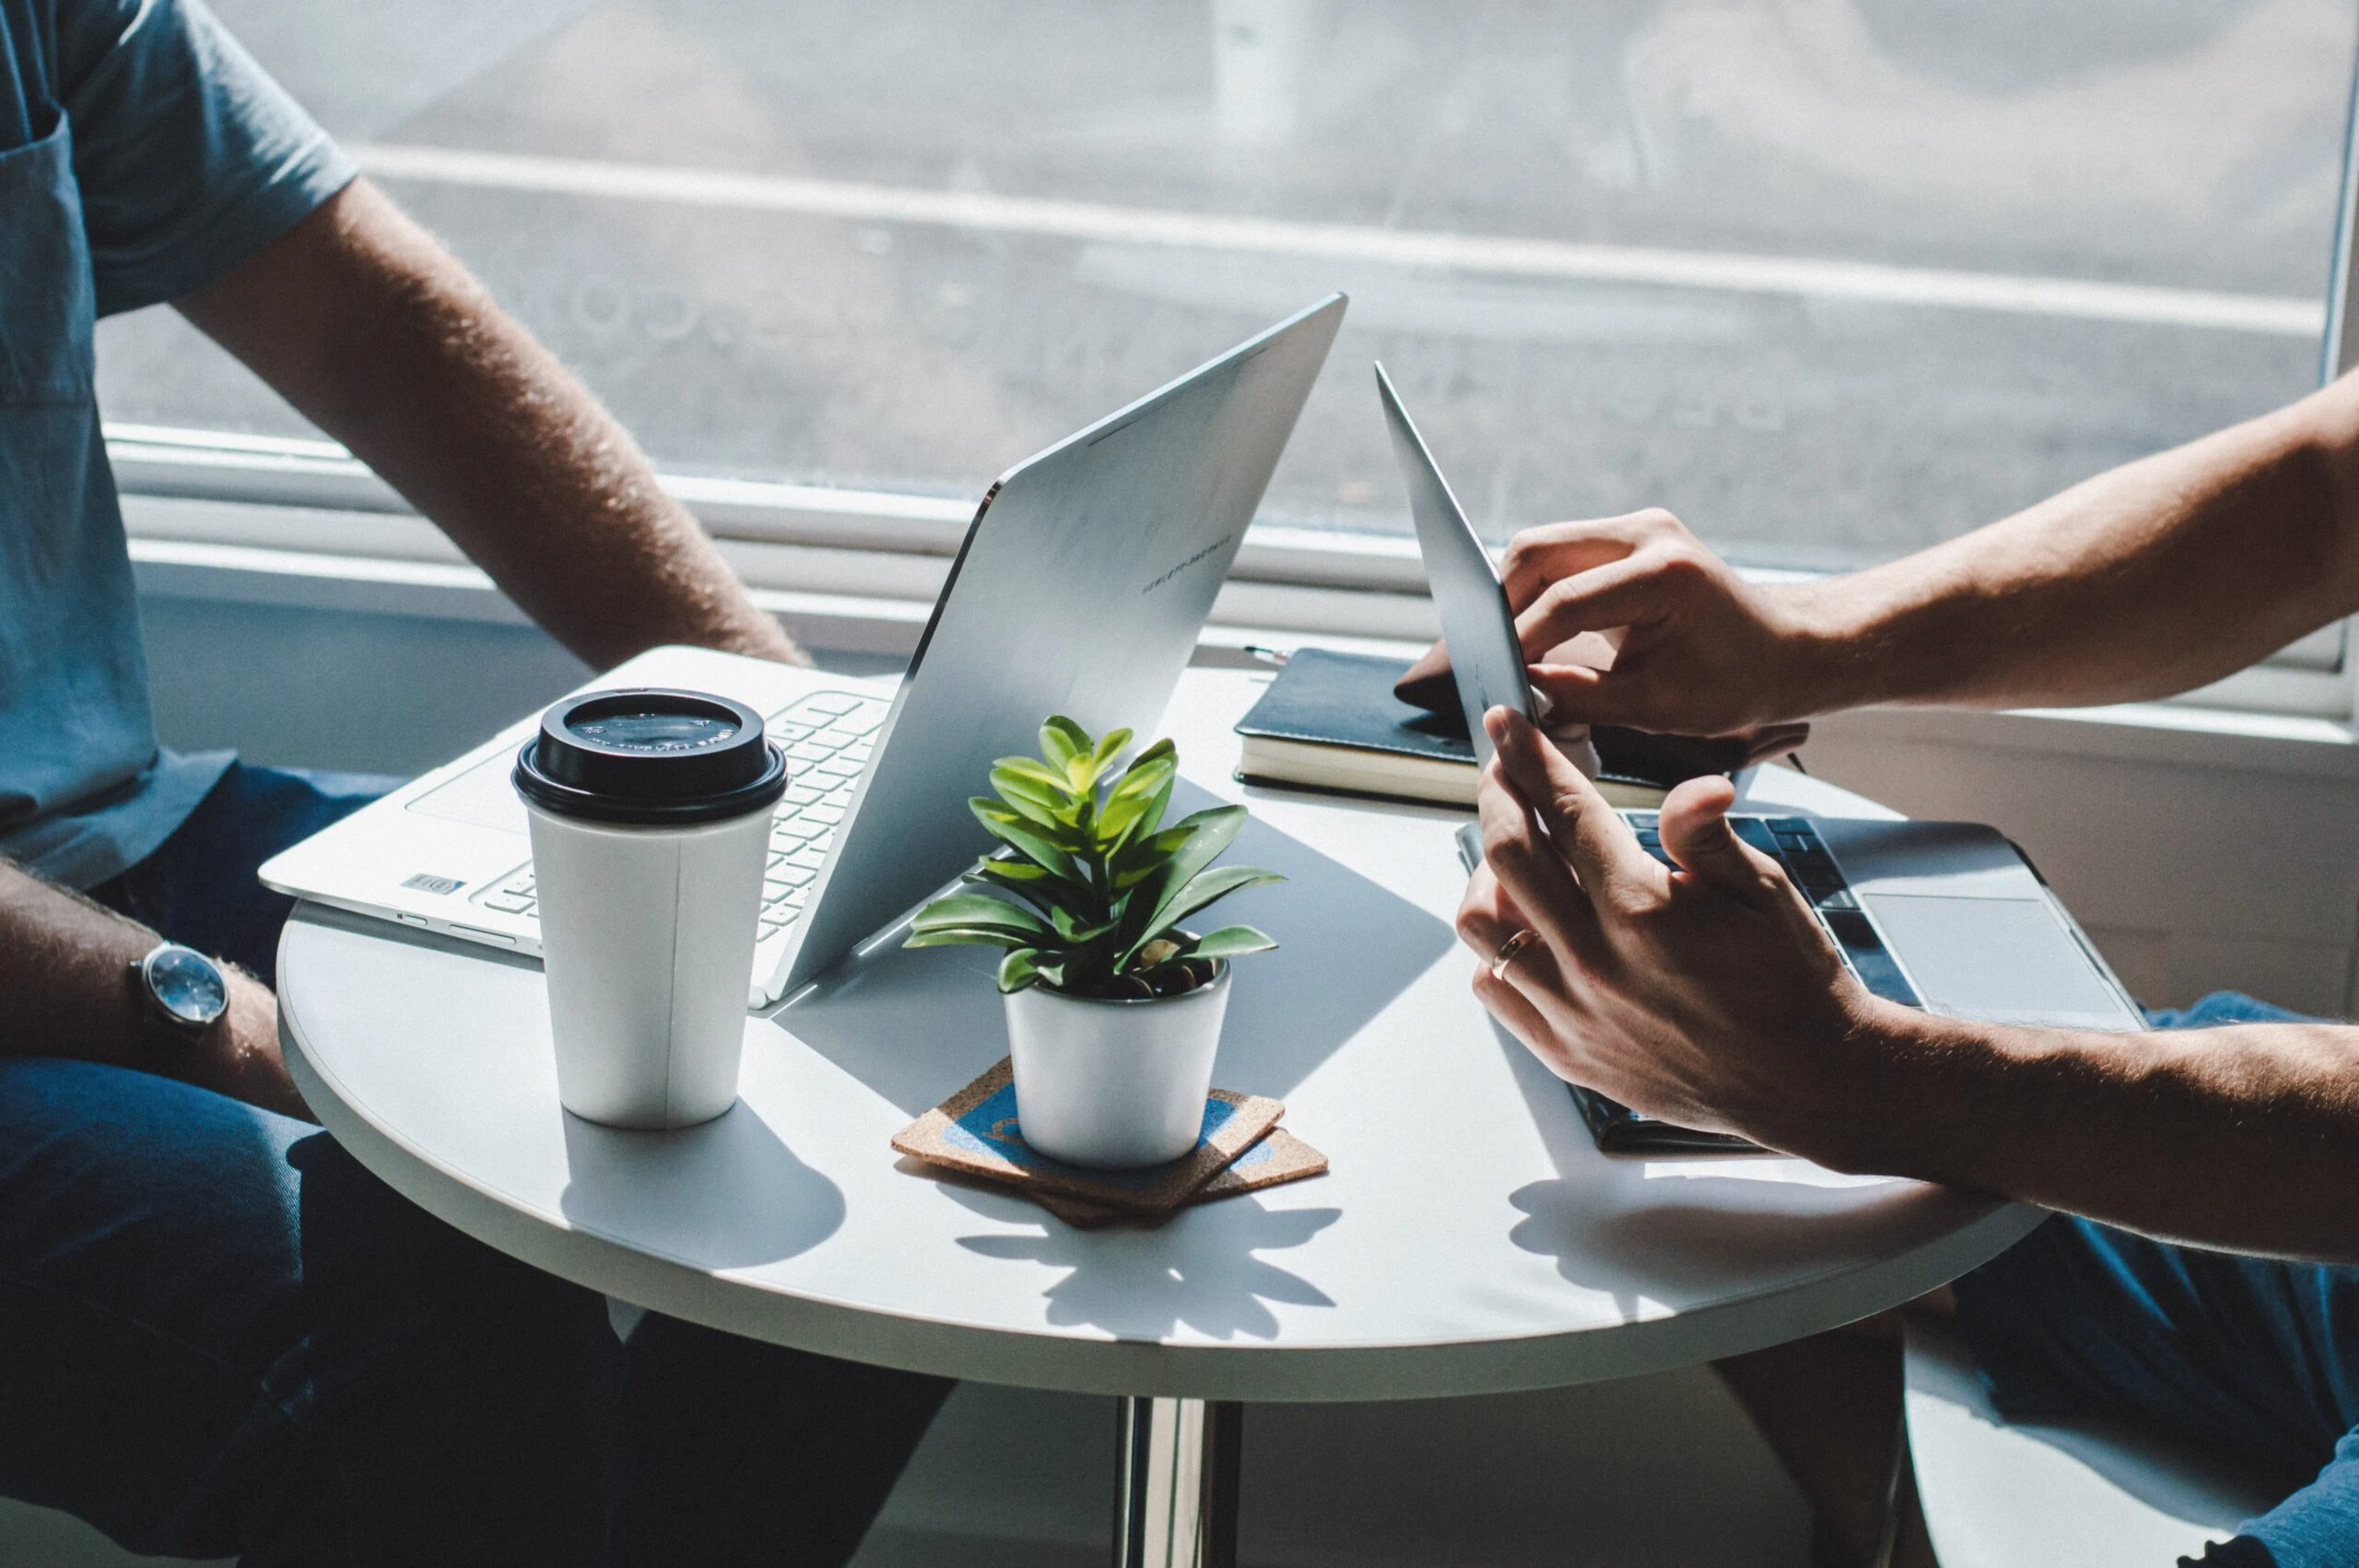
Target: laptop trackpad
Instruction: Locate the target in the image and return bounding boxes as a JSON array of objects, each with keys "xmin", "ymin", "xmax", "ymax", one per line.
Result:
[
  {"xmin": 1860, "ymin": 893, "xmax": 2139, "ymax": 1030},
  {"xmin": 408, "ymin": 752, "xmax": 529, "ymax": 835}
]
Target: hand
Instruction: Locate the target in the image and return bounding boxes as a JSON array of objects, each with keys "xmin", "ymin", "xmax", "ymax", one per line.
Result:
[
  {"xmin": 185, "ymin": 968, "xmax": 314, "ymax": 1123},
  {"xmin": 1455, "ymin": 706, "xmax": 1888, "ymax": 1155},
  {"xmin": 1399, "ymin": 509, "xmax": 1822, "ymax": 735}
]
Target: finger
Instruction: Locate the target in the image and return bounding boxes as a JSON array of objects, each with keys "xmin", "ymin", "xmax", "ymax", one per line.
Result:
[
  {"xmin": 1535, "ymin": 628, "xmax": 1625, "ymax": 670},
  {"xmin": 1476, "ymin": 750, "xmax": 1603, "ymax": 964},
  {"xmin": 1485, "ymin": 707, "xmax": 1663, "ymax": 905},
  {"xmin": 1459, "ymin": 870, "xmax": 1585, "ymax": 1077},
  {"xmin": 1454, "ymin": 861, "xmax": 1531, "ymax": 958},
  {"xmin": 1481, "ymin": 907, "xmax": 1568, "ymax": 1000},
  {"xmin": 1458, "ymin": 862, "xmax": 1573, "ymax": 1009},
  {"xmin": 1471, "ymin": 963, "xmax": 1559, "ymax": 1062},
  {"xmin": 1528, "ymin": 661, "xmax": 1666, "ymax": 731},
  {"xmin": 1512, "ymin": 556, "xmax": 1673, "ymax": 662},
  {"xmin": 1476, "ymin": 919, "xmax": 1567, "ymax": 1004},
  {"xmin": 1656, "ymin": 776, "xmax": 1787, "ymax": 909},
  {"xmin": 1474, "ymin": 939, "xmax": 1602, "ymax": 1090},
  {"xmin": 1461, "ymin": 874, "xmax": 1570, "ymax": 1003},
  {"xmin": 1403, "ymin": 516, "xmax": 1668, "ymax": 712},
  {"xmin": 1496, "ymin": 514, "xmax": 1669, "ymax": 610}
]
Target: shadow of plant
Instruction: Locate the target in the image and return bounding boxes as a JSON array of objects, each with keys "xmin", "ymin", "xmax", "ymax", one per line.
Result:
[{"xmin": 940, "ymin": 1182, "xmax": 1342, "ymax": 1341}]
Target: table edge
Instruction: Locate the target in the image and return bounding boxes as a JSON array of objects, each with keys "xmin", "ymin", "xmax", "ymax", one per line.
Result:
[{"xmin": 281, "ymin": 910, "xmax": 2044, "ymax": 1401}]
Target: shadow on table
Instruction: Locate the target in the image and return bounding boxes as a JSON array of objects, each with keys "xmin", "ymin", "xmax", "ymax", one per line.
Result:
[
  {"xmin": 1506, "ymin": 1173, "xmax": 1976, "ymax": 1307},
  {"xmin": 1485, "ymin": 1017, "xmax": 1980, "ymax": 1323},
  {"xmin": 781, "ymin": 780, "xmax": 1456, "ymax": 1116},
  {"xmin": 558, "ymin": 1101, "xmax": 845, "ymax": 1270},
  {"xmin": 932, "ymin": 1182, "xmax": 1343, "ymax": 1341}
]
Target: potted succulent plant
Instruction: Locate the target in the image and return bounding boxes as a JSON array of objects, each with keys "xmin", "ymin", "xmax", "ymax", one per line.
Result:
[{"xmin": 906, "ymin": 717, "xmax": 1283, "ymax": 1168}]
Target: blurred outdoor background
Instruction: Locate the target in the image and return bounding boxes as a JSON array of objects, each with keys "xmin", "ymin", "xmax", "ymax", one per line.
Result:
[{"xmin": 100, "ymin": 0, "xmax": 2358, "ymax": 567}]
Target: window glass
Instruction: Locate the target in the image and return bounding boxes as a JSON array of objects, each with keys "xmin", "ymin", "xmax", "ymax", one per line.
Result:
[{"xmin": 95, "ymin": 0, "xmax": 2353, "ymax": 568}]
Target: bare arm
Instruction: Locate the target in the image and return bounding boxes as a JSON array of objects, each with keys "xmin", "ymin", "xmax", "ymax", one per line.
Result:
[
  {"xmin": 1460, "ymin": 710, "xmax": 2359, "ymax": 1263},
  {"xmin": 1785, "ymin": 373, "xmax": 2359, "ymax": 713},
  {"xmin": 1402, "ymin": 374, "xmax": 2359, "ymax": 732},
  {"xmin": 0, "ymin": 861, "xmax": 303, "ymax": 1118},
  {"xmin": 176, "ymin": 180, "xmax": 804, "ymax": 672},
  {"xmin": 1834, "ymin": 1007, "xmax": 2359, "ymax": 1261}
]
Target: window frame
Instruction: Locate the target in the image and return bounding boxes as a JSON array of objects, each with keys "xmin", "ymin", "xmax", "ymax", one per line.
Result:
[
  {"xmin": 109, "ymin": 413, "xmax": 2359, "ymax": 721},
  {"xmin": 104, "ymin": 26, "xmax": 2359, "ymax": 729}
]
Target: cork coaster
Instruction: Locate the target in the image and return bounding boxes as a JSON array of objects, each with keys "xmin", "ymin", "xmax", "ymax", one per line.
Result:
[
  {"xmin": 1026, "ymin": 1128, "xmax": 1330, "ymax": 1229},
  {"xmin": 898, "ymin": 1127, "xmax": 1329, "ymax": 1230},
  {"xmin": 890, "ymin": 1057, "xmax": 1283, "ymax": 1217}
]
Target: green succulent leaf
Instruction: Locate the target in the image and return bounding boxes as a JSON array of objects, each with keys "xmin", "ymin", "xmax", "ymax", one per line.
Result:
[
  {"xmin": 1181, "ymin": 924, "xmax": 1279, "ymax": 960},
  {"xmin": 986, "ymin": 759, "xmax": 1080, "ymax": 820},
  {"xmin": 1152, "ymin": 806, "xmax": 1248, "ymax": 891},
  {"xmin": 1109, "ymin": 810, "xmax": 1259, "ymax": 960},
  {"xmin": 968, "ymin": 857, "xmax": 1052, "ymax": 885},
  {"xmin": 1097, "ymin": 742, "xmax": 1176, "ymax": 848},
  {"xmin": 1047, "ymin": 904, "xmax": 1116, "ymax": 944},
  {"xmin": 1086, "ymin": 725, "xmax": 1133, "ymax": 778},
  {"xmin": 995, "ymin": 948, "xmax": 1044, "ymax": 992},
  {"xmin": 1039, "ymin": 717, "xmax": 1090, "ymax": 774},
  {"xmin": 1110, "ymin": 823, "xmax": 1191, "ymax": 888},
  {"xmin": 969, "ymin": 799, "xmax": 1079, "ymax": 880},
  {"xmin": 1118, "ymin": 774, "xmax": 1175, "ymax": 853},
  {"xmin": 906, "ymin": 926, "xmax": 1032, "ymax": 950},
  {"xmin": 911, "ymin": 715, "xmax": 1281, "ymax": 989},
  {"xmin": 989, "ymin": 775, "xmax": 1071, "ymax": 832},
  {"xmin": 970, "ymin": 864, "xmax": 1078, "ymax": 915},
  {"xmin": 1156, "ymin": 865, "xmax": 1285, "ymax": 931},
  {"xmin": 1104, "ymin": 740, "xmax": 1180, "ymax": 802},
  {"xmin": 1105, "ymin": 823, "xmax": 1224, "ymax": 956},
  {"xmin": 966, "ymin": 855, "xmax": 1086, "ymax": 919},
  {"xmin": 991, "ymin": 756, "xmax": 1078, "ymax": 802},
  {"xmin": 910, "ymin": 892, "xmax": 1052, "ymax": 939}
]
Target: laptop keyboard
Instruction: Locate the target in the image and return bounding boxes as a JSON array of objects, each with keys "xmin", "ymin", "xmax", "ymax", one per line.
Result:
[
  {"xmin": 471, "ymin": 691, "xmax": 891, "ymax": 942},
  {"xmin": 1622, "ymin": 812, "xmax": 1921, "ymax": 1009}
]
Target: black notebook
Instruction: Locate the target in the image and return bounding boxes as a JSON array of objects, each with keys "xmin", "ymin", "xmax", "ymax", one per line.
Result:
[{"xmin": 1233, "ymin": 648, "xmax": 1733, "ymax": 810}]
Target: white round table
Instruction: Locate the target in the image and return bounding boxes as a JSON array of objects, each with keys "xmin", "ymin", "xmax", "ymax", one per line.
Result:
[{"xmin": 278, "ymin": 668, "xmax": 2040, "ymax": 1567}]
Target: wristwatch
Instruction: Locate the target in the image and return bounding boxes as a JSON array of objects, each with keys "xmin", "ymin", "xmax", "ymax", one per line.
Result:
[{"xmin": 129, "ymin": 942, "xmax": 229, "ymax": 1037}]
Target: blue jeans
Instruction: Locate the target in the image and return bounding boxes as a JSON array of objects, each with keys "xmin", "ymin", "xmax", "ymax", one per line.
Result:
[
  {"xmin": 1954, "ymin": 992, "xmax": 2359, "ymax": 1568},
  {"xmin": 6, "ymin": 763, "xmax": 949, "ymax": 1565}
]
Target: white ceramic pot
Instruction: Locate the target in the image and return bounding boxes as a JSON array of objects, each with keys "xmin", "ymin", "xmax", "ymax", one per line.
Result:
[{"xmin": 1003, "ymin": 963, "xmax": 1231, "ymax": 1168}]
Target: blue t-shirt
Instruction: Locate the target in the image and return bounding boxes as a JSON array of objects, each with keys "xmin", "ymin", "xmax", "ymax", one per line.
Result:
[{"xmin": 0, "ymin": 0, "xmax": 352, "ymax": 888}]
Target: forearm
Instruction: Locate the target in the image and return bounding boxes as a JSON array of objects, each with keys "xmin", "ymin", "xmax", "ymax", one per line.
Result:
[
  {"xmin": 1770, "ymin": 376, "xmax": 2359, "ymax": 715},
  {"xmin": 1813, "ymin": 1005, "xmax": 2359, "ymax": 1261},
  {"xmin": 0, "ymin": 862, "xmax": 299, "ymax": 1116},
  {"xmin": 180, "ymin": 181, "xmax": 801, "ymax": 672}
]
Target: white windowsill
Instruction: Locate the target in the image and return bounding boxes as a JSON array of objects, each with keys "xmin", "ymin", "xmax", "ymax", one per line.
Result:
[
  {"xmin": 1815, "ymin": 703, "xmax": 2359, "ymax": 783},
  {"xmin": 126, "ymin": 527, "xmax": 2359, "ymax": 785}
]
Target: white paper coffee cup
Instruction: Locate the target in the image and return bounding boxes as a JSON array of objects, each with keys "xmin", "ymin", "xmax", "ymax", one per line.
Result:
[{"xmin": 513, "ymin": 689, "xmax": 786, "ymax": 1129}]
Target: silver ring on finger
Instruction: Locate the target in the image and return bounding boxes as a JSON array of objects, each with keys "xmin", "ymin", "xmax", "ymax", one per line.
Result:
[{"xmin": 1490, "ymin": 927, "xmax": 1541, "ymax": 981}]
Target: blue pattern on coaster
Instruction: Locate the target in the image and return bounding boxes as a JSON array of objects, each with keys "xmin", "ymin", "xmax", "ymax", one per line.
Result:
[
  {"xmin": 1225, "ymin": 1134, "xmax": 1276, "ymax": 1173},
  {"xmin": 940, "ymin": 1081, "xmax": 1238, "ymax": 1189}
]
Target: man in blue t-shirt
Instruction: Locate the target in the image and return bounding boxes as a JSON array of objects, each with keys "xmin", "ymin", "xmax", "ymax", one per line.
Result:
[{"xmin": 0, "ymin": 2, "xmax": 945, "ymax": 1562}]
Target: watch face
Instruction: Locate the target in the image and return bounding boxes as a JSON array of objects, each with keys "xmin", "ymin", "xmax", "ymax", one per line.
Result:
[{"xmin": 147, "ymin": 946, "xmax": 228, "ymax": 1028}]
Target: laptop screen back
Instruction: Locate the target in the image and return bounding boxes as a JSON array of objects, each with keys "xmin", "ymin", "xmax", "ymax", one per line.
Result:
[
  {"xmin": 1375, "ymin": 363, "xmax": 1533, "ymax": 770},
  {"xmin": 767, "ymin": 295, "xmax": 1349, "ymax": 997}
]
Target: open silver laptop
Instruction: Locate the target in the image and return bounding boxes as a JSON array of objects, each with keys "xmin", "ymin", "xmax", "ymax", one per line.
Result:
[
  {"xmin": 261, "ymin": 294, "xmax": 1348, "ymax": 1006},
  {"xmin": 1375, "ymin": 362, "xmax": 2142, "ymax": 1145}
]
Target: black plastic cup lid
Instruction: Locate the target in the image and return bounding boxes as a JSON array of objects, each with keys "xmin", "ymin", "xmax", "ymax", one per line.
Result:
[{"xmin": 513, "ymin": 687, "xmax": 787, "ymax": 825}]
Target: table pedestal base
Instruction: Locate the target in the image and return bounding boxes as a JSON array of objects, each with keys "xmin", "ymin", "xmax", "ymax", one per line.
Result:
[{"xmin": 1114, "ymin": 1397, "xmax": 1241, "ymax": 1568}]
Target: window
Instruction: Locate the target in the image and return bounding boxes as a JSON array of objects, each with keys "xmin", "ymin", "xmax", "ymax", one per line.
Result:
[{"xmin": 101, "ymin": 1, "xmax": 2359, "ymax": 701}]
